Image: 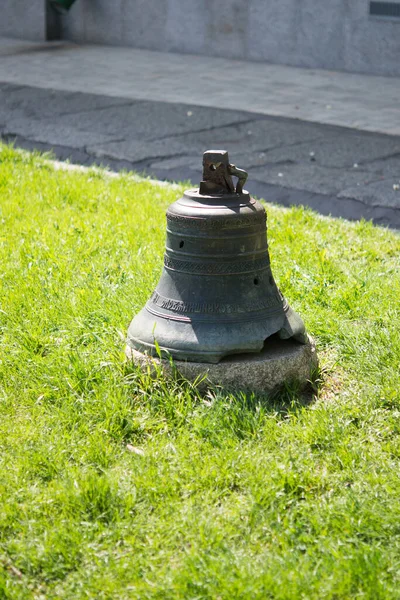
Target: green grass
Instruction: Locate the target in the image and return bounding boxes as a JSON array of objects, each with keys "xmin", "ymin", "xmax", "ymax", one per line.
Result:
[{"xmin": 1, "ymin": 142, "xmax": 400, "ymax": 599}]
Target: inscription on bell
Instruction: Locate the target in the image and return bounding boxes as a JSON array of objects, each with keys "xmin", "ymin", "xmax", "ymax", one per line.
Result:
[
  {"xmin": 150, "ymin": 291, "xmax": 282, "ymax": 315},
  {"xmin": 164, "ymin": 255, "xmax": 270, "ymax": 274}
]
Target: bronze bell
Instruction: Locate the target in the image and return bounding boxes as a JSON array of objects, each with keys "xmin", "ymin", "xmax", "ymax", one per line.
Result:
[{"xmin": 127, "ymin": 150, "xmax": 307, "ymax": 364}]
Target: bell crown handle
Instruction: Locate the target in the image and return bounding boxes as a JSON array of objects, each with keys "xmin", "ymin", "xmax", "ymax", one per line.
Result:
[
  {"xmin": 200, "ymin": 150, "xmax": 248, "ymax": 195},
  {"xmin": 228, "ymin": 163, "xmax": 248, "ymax": 194}
]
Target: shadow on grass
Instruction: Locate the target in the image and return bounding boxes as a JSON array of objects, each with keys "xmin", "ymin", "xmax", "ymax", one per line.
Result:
[{"xmin": 122, "ymin": 353, "xmax": 326, "ymax": 443}]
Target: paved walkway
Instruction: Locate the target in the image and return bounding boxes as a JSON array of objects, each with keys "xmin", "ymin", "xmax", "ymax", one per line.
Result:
[{"xmin": 1, "ymin": 38, "xmax": 400, "ymax": 228}]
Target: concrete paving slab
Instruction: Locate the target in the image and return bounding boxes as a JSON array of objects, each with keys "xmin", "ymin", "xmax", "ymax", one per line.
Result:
[
  {"xmin": 358, "ymin": 155, "xmax": 400, "ymax": 177},
  {"xmin": 173, "ymin": 118, "xmax": 327, "ymax": 154},
  {"xmin": 87, "ymin": 116, "xmax": 325, "ymax": 167},
  {"xmin": 87, "ymin": 137, "xmax": 205, "ymax": 165},
  {"xmin": 0, "ymin": 85, "xmax": 132, "ymax": 120},
  {"xmin": 0, "ymin": 40, "xmax": 399, "ymax": 136},
  {"xmin": 2, "ymin": 117, "xmax": 119, "ymax": 148},
  {"xmin": 339, "ymin": 179, "xmax": 400, "ymax": 209},
  {"xmin": 249, "ymin": 163, "xmax": 378, "ymax": 196},
  {"xmin": 254, "ymin": 134, "xmax": 400, "ymax": 169},
  {"xmin": 50, "ymin": 102, "xmax": 256, "ymax": 141}
]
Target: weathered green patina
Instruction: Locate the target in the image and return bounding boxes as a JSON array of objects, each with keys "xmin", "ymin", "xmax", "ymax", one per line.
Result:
[{"xmin": 127, "ymin": 150, "xmax": 307, "ymax": 363}]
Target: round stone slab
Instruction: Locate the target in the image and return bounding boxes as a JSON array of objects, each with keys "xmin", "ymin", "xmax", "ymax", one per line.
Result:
[{"xmin": 126, "ymin": 335, "xmax": 317, "ymax": 394}]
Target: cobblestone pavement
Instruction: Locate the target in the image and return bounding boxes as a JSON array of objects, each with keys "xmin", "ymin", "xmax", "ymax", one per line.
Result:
[{"xmin": 1, "ymin": 40, "xmax": 400, "ymax": 228}]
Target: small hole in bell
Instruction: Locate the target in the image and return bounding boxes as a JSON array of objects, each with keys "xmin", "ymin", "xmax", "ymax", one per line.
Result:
[
  {"xmin": 210, "ymin": 164, "xmax": 217, "ymax": 171},
  {"xmin": 254, "ymin": 277, "xmax": 259, "ymax": 285},
  {"xmin": 179, "ymin": 241, "xmax": 184, "ymax": 248}
]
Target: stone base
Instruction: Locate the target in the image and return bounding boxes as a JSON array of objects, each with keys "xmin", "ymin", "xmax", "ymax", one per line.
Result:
[{"xmin": 126, "ymin": 335, "xmax": 317, "ymax": 395}]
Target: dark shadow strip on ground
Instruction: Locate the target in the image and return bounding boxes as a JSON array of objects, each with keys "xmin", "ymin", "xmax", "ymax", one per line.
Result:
[{"xmin": 2, "ymin": 134, "xmax": 399, "ymax": 230}]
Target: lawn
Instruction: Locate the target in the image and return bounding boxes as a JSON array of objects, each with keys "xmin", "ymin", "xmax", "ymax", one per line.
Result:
[{"xmin": 0, "ymin": 143, "xmax": 400, "ymax": 599}]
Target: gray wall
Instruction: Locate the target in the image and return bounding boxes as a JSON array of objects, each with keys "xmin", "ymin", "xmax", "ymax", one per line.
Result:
[
  {"xmin": 3, "ymin": 0, "xmax": 400, "ymax": 76},
  {"xmin": 61, "ymin": 0, "xmax": 400, "ymax": 76},
  {"xmin": 1, "ymin": 0, "xmax": 46, "ymax": 41}
]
